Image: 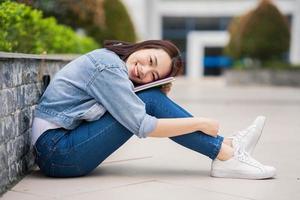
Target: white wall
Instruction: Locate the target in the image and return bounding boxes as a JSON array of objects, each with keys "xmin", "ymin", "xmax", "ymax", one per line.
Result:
[
  {"xmin": 120, "ymin": 0, "xmax": 147, "ymax": 40},
  {"xmin": 290, "ymin": 0, "xmax": 300, "ymax": 64},
  {"xmin": 187, "ymin": 31, "xmax": 229, "ymax": 78}
]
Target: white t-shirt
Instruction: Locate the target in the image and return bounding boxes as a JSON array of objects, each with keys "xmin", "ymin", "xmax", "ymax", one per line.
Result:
[{"xmin": 31, "ymin": 117, "xmax": 61, "ymax": 146}]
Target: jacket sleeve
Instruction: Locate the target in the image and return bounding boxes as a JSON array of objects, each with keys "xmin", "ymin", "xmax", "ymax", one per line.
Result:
[{"xmin": 86, "ymin": 65, "xmax": 157, "ymax": 138}]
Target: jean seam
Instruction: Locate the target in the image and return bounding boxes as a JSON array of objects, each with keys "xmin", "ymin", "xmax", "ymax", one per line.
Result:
[
  {"xmin": 36, "ymin": 147, "xmax": 57, "ymax": 171},
  {"xmin": 50, "ymin": 131, "xmax": 67, "ymax": 146},
  {"xmin": 49, "ymin": 163, "xmax": 83, "ymax": 177},
  {"xmin": 35, "ymin": 130, "xmax": 68, "ymax": 170}
]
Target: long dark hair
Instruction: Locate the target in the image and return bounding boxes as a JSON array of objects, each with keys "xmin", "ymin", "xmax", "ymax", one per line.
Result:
[{"xmin": 104, "ymin": 40, "xmax": 183, "ymax": 77}]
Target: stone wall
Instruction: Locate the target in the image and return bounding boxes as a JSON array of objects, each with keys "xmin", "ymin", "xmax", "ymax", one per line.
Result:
[{"xmin": 0, "ymin": 52, "xmax": 78, "ymax": 195}]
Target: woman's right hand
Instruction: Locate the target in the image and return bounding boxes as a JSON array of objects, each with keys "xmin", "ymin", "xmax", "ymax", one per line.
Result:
[{"xmin": 198, "ymin": 117, "xmax": 220, "ymax": 137}]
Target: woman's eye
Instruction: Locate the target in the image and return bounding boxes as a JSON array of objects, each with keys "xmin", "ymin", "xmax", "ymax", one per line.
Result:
[{"xmin": 149, "ymin": 57, "xmax": 153, "ymax": 65}]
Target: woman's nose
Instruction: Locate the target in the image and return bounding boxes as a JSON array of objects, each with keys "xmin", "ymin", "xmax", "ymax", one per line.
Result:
[
  {"xmin": 139, "ymin": 65, "xmax": 150, "ymax": 79},
  {"xmin": 140, "ymin": 65, "xmax": 152, "ymax": 79}
]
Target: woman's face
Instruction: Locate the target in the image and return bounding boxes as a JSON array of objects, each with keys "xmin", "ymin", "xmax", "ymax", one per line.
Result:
[{"xmin": 125, "ymin": 48, "xmax": 172, "ymax": 84}]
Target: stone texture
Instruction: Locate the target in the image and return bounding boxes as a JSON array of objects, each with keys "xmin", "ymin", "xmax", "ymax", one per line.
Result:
[
  {"xmin": 17, "ymin": 108, "xmax": 31, "ymax": 136},
  {"xmin": 0, "ymin": 170, "xmax": 9, "ymax": 195},
  {"xmin": 0, "ymin": 60, "xmax": 14, "ymax": 89},
  {"xmin": 16, "ymin": 86, "xmax": 25, "ymax": 109},
  {"xmin": 1, "ymin": 114, "xmax": 16, "ymax": 143},
  {"xmin": 24, "ymin": 84, "xmax": 40, "ymax": 106},
  {"xmin": 0, "ymin": 144, "xmax": 8, "ymax": 172},
  {"xmin": 21, "ymin": 60, "xmax": 38, "ymax": 85},
  {"xmin": 0, "ymin": 54, "xmax": 69, "ymax": 195},
  {"xmin": 7, "ymin": 134, "xmax": 29, "ymax": 166},
  {"xmin": 0, "ymin": 119, "xmax": 3, "ymax": 142},
  {"xmin": 0, "ymin": 89, "xmax": 16, "ymax": 117}
]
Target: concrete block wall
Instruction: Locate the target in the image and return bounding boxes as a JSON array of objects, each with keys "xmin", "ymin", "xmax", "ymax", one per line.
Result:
[{"xmin": 0, "ymin": 52, "xmax": 78, "ymax": 195}]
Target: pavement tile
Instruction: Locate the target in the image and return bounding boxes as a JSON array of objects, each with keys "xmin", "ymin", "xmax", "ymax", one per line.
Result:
[
  {"xmin": 63, "ymin": 180, "xmax": 250, "ymax": 200},
  {"xmin": 9, "ymin": 167, "xmax": 153, "ymax": 199},
  {"xmin": 1, "ymin": 190, "xmax": 53, "ymax": 200}
]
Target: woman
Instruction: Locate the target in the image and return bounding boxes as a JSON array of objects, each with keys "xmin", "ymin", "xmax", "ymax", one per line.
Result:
[{"xmin": 32, "ymin": 40, "xmax": 276, "ymax": 179}]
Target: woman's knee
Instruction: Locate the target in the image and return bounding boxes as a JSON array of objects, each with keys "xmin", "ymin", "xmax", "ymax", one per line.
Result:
[{"xmin": 136, "ymin": 88, "xmax": 168, "ymax": 103}]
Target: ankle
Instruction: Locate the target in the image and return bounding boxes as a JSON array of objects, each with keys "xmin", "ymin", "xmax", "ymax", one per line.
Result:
[
  {"xmin": 216, "ymin": 143, "xmax": 234, "ymax": 161},
  {"xmin": 223, "ymin": 138, "xmax": 233, "ymax": 147}
]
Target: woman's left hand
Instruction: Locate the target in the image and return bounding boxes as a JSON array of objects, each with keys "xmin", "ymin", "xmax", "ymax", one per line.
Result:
[{"xmin": 160, "ymin": 83, "xmax": 172, "ymax": 95}]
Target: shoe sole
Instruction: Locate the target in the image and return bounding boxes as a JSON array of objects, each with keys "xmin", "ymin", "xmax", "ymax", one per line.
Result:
[{"xmin": 210, "ymin": 169, "xmax": 275, "ymax": 180}]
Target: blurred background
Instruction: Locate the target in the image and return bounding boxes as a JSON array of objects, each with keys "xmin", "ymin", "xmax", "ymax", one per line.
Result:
[
  {"xmin": 1, "ymin": 0, "xmax": 300, "ymax": 80},
  {"xmin": 1, "ymin": 2, "xmax": 300, "ymax": 198}
]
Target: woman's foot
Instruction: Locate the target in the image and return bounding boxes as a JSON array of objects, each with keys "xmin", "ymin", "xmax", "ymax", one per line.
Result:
[
  {"xmin": 228, "ymin": 116, "xmax": 266, "ymax": 154},
  {"xmin": 211, "ymin": 143, "xmax": 276, "ymax": 179}
]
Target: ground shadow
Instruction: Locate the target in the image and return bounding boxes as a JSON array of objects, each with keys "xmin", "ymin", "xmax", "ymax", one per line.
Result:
[{"xmin": 29, "ymin": 165, "xmax": 209, "ymax": 179}]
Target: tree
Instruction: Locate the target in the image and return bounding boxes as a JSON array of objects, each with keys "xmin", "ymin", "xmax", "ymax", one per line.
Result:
[{"xmin": 225, "ymin": 0, "xmax": 290, "ymax": 62}]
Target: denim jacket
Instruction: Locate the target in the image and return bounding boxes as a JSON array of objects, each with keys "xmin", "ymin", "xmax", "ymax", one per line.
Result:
[{"xmin": 34, "ymin": 49, "xmax": 158, "ymax": 138}]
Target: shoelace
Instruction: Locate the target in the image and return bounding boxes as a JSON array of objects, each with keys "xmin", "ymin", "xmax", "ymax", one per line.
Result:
[
  {"xmin": 235, "ymin": 144, "xmax": 262, "ymax": 168},
  {"xmin": 234, "ymin": 124, "xmax": 257, "ymax": 141}
]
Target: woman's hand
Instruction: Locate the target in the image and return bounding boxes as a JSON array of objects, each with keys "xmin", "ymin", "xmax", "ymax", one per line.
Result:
[
  {"xmin": 160, "ymin": 83, "xmax": 172, "ymax": 94},
  {"xmin": 198, "ymin": 117, "xmax": 220, "ymax": 137}
]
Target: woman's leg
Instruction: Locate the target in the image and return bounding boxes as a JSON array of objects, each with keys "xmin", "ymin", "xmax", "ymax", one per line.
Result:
[
  {"xmin": 161, "ymin": 93, "xmax": 234, "ymax": 161},
  {"xmin": 34, "ymin": 112, "xmax": 134, "ymax": 177},
  {"xmin": 137, "ymin": 88, "xmax": 224, "ymax": 160},
  {"xmin": 138, "ymin": 89, "xmax": 275, "ymax": 179},
  {"xmin": 35, "ymin": 88, "xmax": 225, "ymax": 178}
]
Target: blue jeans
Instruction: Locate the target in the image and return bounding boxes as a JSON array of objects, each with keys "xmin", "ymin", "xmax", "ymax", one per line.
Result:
[{"xmin": 34, "ymin": 88, "xmax": 224, "ymax": 177}]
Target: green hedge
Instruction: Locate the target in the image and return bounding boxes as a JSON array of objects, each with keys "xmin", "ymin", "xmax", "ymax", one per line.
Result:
[
  {"xmin": 15, "ymin": 0, "xmax": 137, "ymax": 45},
  {"xmin": 101, "ymin": 0, "xmax": 136, "ymax": 43},
  {"xmin": 0, "ymin": 1, "xmax": 99, "ymax": 54}
]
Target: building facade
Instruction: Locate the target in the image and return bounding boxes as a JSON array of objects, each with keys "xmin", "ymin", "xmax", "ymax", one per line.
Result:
[{"xmin": 122, "ymin": 0, "xmax": 300, "ymax": 77}]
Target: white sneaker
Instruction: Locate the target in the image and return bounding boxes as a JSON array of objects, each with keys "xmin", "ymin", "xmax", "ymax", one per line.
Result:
[
  {"xmin": 229, "ymin": 116, "xmax": 266, "ymax": 154},
  {"xmin": 211, "ymin": 145, "xmax": 276, "ymax": 179}
]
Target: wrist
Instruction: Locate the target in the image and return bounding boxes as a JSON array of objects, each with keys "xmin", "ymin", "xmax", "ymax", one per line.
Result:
[
  {"xmin": 197, "ymin": 117, "xmax": 219, "ymax": 136},
  {"xmin": 196, "ymin": 117, "xmax": 206, "ymax": 130}
]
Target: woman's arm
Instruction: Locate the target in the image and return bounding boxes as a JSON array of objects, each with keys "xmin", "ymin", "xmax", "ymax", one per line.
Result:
[{"xmin": 148, "ymin": 117, "xmax": 219, "ymax": 138}]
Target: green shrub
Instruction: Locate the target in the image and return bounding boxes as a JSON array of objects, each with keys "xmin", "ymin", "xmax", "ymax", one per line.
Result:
[
  {"xmin": 225, "ymin": 0, "xmax": 290, "ymax": 63},
  {"xmin": 17, "ymin": 0, "xmax": 137, "ymax": 45},
  {"xmin": 224, "ymin": 12, "xmax": 252, "ymax": 60},
  {"xmin": 102, "ymin": 0, "xmax": 136, "ymax": 42},
  {"xmin": 0, "ymin": 1, "xmax": 99, "ymax": 54},
  {"xmin": 225, "ymin": 17, "xmax": 241, "ymax": 59}
]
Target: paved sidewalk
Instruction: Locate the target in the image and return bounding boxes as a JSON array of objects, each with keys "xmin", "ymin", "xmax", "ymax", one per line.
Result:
[{"xmin": 2, "ymin": 77, "xmax": 300, "ymax": 200}]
